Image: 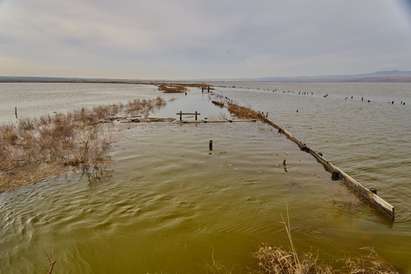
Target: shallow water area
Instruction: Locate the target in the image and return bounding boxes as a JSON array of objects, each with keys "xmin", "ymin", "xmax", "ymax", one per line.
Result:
[{"xmin": 0, "ymin": 83, "xmax": 411, "ymax": 273}]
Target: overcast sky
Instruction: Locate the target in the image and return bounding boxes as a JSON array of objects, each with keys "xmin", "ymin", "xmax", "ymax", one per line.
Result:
[{"xmin": 1, "ymin": 0, "xmax": 411, "ymax": 79}]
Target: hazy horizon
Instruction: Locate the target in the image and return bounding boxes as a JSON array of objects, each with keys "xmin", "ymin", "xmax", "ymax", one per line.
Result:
[{"xmin": 1, "ymin": 0, "xmax": 411, "ymax": 79}]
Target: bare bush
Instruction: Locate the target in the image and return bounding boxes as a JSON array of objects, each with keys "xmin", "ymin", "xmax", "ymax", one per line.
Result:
[{"xmin": 0, "ymin": 96, "xmax": 166, "ymax": 191}]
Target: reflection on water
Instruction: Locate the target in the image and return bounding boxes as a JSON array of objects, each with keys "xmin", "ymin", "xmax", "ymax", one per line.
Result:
[{"xmin": 0, "ymin": 82, "xmax": 411, "ymax": 273}]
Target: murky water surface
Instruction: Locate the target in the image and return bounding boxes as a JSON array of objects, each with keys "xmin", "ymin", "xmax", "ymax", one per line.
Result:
[{"xmin": 0, "ymin": 82, "xmax": 411, "ymax": 273}]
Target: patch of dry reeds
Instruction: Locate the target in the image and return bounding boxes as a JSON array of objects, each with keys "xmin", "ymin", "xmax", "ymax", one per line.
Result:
[
  {"xmin": 254, "ymin": 208, "xmax": 398, "ymax": 274},
  {"xmin": 158, "ymin": 84, "xmax": 188, "ymax": 93},
  {"xmin": 227, "ymin": 102, "xmax": 266, "ymax": 120},
  {"xmin": 0, "ymin": 97, "xmax": 166, "ymax": 191},
  {"xmin": 255, "ymin": 246, "xmax": 397, "ymax": 274}
]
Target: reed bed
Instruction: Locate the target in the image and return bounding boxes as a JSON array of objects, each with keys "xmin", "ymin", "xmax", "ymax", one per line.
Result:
[
  {"xmin": 227, "ymin": 102, "xmax": 266, "ymax": 120},
  {"xmin": 158, "ymin": 84, "xmax": 188, "ymax": 93},
  {"xmin": 0, "ymin": 97, "xmax": 166, "ymax": 191}
]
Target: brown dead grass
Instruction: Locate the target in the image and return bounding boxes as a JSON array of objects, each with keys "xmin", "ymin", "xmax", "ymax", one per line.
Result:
[
  {"xmin": 158, "ymin": 84, "xmax": 188, "ymax": 93},
  {"xmin": 0, "ymin": 97, "xmax": 166, "ymax": 192},
  {"xmin": 255, "ymin": 246, "xmax": 397, "ymax": 274},
  {"xmin": 254, "ymin": 209, "xmax": 398, "ymax": 274},
  {"xmin": 227, "ymin": 102, "xmax": 265, "ymax": 120}
]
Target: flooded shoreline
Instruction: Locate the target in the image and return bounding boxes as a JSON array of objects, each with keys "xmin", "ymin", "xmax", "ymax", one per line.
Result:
[{"xmin": 1, "ymin": 82, "xmax": 411, "ymax": 273}]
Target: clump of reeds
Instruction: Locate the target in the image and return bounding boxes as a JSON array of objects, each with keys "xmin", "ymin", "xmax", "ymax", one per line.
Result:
[
  {"xmin": 227, "ymin": 102, "xmax": 265, "ymax": 120},
  {"xmin": 256, "ymin": 245, "xmax": 332, "ymax": 274},
  {"xmin": 254, "ymin": 208, "xmax": 397, "ymax": 274},
  {"xmin": 0, "ymin": 97, "xmax": 166, "ymax": 191},
  {"xmin": 255, "ymin": 245, "xmax": 397, "ymax": 274},
  {"xmin": 127, "ymin": 97, "xmax": 166, "ymax": 117},
  {"xmin": 343, "ymin": 249, "xmax": 398, "ymax": 274},
  {"xmin": 158, "ymin": 84, "xmax": 188, "ymax": 93}
]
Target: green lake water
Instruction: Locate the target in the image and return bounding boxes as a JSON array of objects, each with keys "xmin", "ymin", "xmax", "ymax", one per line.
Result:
[{"xmin": 1, "ymin": 83, "xmax": 411, "ymax": 273}]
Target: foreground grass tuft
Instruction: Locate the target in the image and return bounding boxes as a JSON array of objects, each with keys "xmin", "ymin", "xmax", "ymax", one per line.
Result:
[
  {"xmin": 255, "ymin": 245, "xmax": 397, "ymax": 274},
  {"xmin": 255, "ymin": 208, "xmax": 397, "ymax": 274}
]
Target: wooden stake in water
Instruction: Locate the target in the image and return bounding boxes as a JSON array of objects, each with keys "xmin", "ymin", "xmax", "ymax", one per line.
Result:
[
  {"xmin": 14, "ymin": 106, "xmax": 18, "ymax": 119},
  {"xmin": 209, "ymin": 140, "xmax": 213, "ymax": 151}
]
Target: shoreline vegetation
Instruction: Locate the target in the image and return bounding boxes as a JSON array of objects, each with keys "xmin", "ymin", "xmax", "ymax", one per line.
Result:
[
  {"xmin": 0, "ymin": 97, "xmax": 166, "ymax": 192},
  {"xmin": 158, "ymin": 83, "xmax": 210, "ymax": 93},
  {"xmin": 158, "ymin": 84, "xmax": 188, "ymax": 93}
]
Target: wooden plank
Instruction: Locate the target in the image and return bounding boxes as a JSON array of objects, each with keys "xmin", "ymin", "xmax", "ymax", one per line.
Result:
[
  {"xmin": 269, "ymin": 118, "xmax": 395, "ymax": 221},
  {"xmin": 177, "ymin": 119, "xmax": 256, "ymax": 124},
  {"xmin": 309, "ymin": 150, "xmax": 395, "ymax": 220},
  {"xmin": 175, "ymin": 112, "xmax": 201, "ymax": 115},
  {"xmin": 221, "ymin": 99, "xmax": 395, "ymax": 221}
]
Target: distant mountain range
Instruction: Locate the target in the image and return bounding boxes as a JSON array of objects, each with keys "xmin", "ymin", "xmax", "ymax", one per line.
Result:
[{"xmin": 1, "ymin": 70, "xmax": 411, "ymax": 83}]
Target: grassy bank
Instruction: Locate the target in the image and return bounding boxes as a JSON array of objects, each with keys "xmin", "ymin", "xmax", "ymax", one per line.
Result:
[{"xmin": 0, "ymin": 97, "xmax": 166, "ymax": 192}]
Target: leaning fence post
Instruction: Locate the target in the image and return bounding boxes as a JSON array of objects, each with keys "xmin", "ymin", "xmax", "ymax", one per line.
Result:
[{"xmin": 14, "ymin": 106, "xmax": 18, "ymax": 119}]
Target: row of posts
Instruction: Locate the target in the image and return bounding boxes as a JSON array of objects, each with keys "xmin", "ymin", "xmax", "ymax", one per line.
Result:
[{"xmin": 201, "ymin": 86, "xmax": 211, "ymax": 93}]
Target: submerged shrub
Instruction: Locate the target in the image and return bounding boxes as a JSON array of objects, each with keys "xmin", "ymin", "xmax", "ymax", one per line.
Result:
[{"xmin": 0, "ymin": 96, "xmax": 166, "ymax": 191}]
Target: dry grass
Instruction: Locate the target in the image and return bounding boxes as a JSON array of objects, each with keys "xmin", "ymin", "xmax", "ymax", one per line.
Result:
[
  {"xmin": 256, "ymin": 245, "xmax": 332, "ymax": 274},
  {"xmin": 158, "ymin": 84, "xmax": 188, "ymax": 93},
  {"xmin": 227, "ymin": 102, "xmax": 266, "ymax": 120},
  {"xmin": 0, "ymin": 97, "xmax": 166, "ymax": 192},
  {"xmin": 157, "ymin": 82, "xmax": 212, "ymax": 93},
  {"xmin": 254, "ymin": 208, "xmax": 398, "ymax": 274},
  {"xmin": 255, "ymin": 246, "xmax": 397, "ymax": 274}
]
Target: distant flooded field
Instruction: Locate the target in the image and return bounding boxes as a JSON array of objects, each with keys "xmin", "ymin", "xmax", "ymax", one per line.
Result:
[{"xmin": 1, "ymin": 82, "xmax": 411, "ymax": 273}]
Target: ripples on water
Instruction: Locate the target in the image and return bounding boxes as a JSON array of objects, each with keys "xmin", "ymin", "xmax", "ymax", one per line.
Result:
[{"xmin": 0, "ymin": 82, "xmax": 411, "ymax": 273}]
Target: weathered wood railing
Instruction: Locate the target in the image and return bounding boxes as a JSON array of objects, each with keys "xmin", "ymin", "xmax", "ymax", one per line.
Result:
[{"xmin": 215, "ymin": 95, "xmax": 395, "ymax": 221}]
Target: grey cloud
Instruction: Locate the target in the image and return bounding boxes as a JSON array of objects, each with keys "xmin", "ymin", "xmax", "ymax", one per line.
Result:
[{"xmin": 0, "ymin": 0, "xmax": 410, "ymax": 79}]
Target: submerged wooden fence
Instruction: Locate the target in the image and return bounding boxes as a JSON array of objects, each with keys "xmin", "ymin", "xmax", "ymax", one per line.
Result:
[{"xmin": 213, "ymin": 95, "xmax": 395, "ymax": 221}]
